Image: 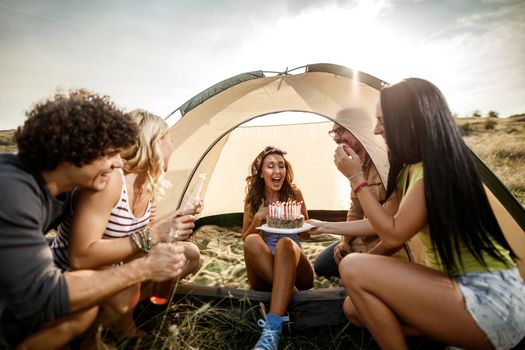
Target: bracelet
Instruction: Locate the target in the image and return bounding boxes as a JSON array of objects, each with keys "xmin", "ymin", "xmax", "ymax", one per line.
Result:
[
  {"xmin": 130, "ymin": 232, "xmax": 142, "ymax": 252},
  {"xmin": 352, "ymin": 179, "xmax": 368, "ymax": 193},
  {"xmin": 347, "ymin": 171, "xmax": 364, "ymax": 181},
  {"xmin": 130, "ymin": 228, "xmax": 152, "ymax": 254},
  {"xmin": 140, "ymin": 228, "xmax": 152, "ymax": 252}
]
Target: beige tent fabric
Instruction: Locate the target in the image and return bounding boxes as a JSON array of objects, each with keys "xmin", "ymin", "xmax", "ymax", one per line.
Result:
[
  {"xmin": 158, "ymin": 65, "xmax": 525, "ymax": 279},
  {"xmin": 187, "ymin": 121, "xmax": 353, "ymax": 217},
  {"xmin": 159, "ymin": 71, "xmax": 386, "ymax": 218},
  {"xmin": 486, "ymin": 188, "xmax": 525, "ymax": 280}
]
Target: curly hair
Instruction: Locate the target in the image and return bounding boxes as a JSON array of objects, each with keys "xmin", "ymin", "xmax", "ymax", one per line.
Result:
[
  {"xmin": 15, "ymin": 90, "xmax": 138, "ymax": 172},
  {"xmin": 121, "ymin": 109, "xmax": 171, "ymax": 199},
  {"xmin": 244, "ymin": 146, "xmax": 296, "ymax": 216}
]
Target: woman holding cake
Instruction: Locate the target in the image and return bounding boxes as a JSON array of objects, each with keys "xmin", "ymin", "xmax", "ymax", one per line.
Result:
[{"xmin": 242, "ymin": 146, "xmax": 313, "ymax": 350}]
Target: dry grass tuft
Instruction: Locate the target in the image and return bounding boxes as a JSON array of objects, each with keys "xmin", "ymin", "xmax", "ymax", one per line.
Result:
[
  {"xmin": 463, "ymin": 121, "xmax": 525, "ymax": 205},
  {"xmin": 119, "ymin": 297, "xmax": 438, "ymax": 350}
]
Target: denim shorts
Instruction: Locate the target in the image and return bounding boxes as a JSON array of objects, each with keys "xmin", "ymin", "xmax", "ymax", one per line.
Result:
[
  {"xmin": 454, "ymin": 268, "xmax": 525, "ymax": 350},
  {"xmin": 262, "ymin": 233, "xmax": 302, "ymax": 255}
]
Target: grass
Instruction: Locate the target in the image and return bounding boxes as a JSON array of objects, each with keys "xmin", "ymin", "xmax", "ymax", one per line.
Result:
[
  {"xmin": 115, "ymin": 297, "xmax": 441, "ymax": 350},
  {"xmin": 459, "ymin": 114, "xmax": 525, "ymax": 205}
]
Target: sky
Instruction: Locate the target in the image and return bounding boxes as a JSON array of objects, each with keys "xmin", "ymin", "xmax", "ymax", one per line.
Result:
[{"xmin": 0, "ymin": 0, "xmax": 524, "ymax": 130}]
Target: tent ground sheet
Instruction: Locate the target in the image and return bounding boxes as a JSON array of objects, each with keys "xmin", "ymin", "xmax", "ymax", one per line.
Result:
[{"xmin": 185, "ymin": 225, "xmax": 340, "ymax": 289}]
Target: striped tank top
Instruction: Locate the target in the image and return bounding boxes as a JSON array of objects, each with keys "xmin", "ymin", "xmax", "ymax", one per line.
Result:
[{"xmin": 51, "ymin": 169, "xmax": 152, "ymax": 270}]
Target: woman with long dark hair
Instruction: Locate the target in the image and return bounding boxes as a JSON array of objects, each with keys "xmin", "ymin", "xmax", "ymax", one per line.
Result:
[
  {"xmin": 308, "ymin": 78, "xmax": 525, "ymax": 349},
  {"xmin": 243, "ymin": 146, "xmax": 313, "ymax": 350}
]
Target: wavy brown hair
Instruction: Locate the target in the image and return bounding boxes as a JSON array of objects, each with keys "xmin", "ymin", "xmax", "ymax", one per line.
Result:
[
  {"xmin": 244, "ymin": 146, "xmax": 296, "ymax": 216},
  {"xmin": 15, "ymin": 90, "xmax": 137, "ymax": 172}
]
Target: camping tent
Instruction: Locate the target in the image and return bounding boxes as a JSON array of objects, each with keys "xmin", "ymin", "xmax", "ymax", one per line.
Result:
[
  {"xmin": 158, "ymin": 64, "xmax": 389, "ymax": 219},
  {"xmin": 157, "ymin": 63, "xmax": 525, "ymax": 314},
  {"xmin": 158, "ymin": 63, "xmax": 525, "ymax": 277}
]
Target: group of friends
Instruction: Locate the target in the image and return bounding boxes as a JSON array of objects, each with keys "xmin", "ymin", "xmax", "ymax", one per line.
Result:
[
  {"xmin": 242, "ymin": 78, "xmax": 525, "ymax": 350},
  {"xmin": 0, "ymin": 79, "xmax": 524, "ymax": 350},
  {"xmin": 0, "ymin": 93, "xmax": 200, "ymax": 349}
]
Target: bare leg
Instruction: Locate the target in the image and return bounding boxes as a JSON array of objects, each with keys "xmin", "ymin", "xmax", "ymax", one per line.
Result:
[
  {"xmin": 269, "ymin": 238, "xmax": 313, "ymax": 316},
  {"xmin": 76, "ymin": 283, "xmax": 141, "ymax": 349},
  {"xmin": 248, "ymin": 237, "xmax": 314, "ymax": 350},
  {"xmin": 101, "ymin": 283, "xmax": 141, "ymax": 333},
  {"xmin": 295, "ymin": 250, "xmax": 314, "ymax": 291},
  {"xmin": 178, "ymin": 241, "xmax": 201, "ymax": 279},
  {"xmin": 339, "ymin": 253, "xmax": 492, "ymax": 350},
  {"xmin": 16, "ymin": 306, "xmax": 98, "ymax": 350},
  {"xmin": 115, "ymin": 312, "xmax": 147, "ymax": 338},
  {"xmin": 243, "ymin": 234, "xmax": 275, "ymax": 290},
  {"xmin": 342, "ymin": 296, "xmax": 362, "ymax": 326},
  {"xmin": 343, "ymin": 296, "xmax": 423, "ymax": 337}
]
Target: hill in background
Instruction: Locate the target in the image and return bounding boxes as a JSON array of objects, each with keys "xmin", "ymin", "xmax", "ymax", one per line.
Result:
[
  {"xmin": 1, "ymin": 115, "xmax": 524, "ymax": 205},
  {"xmin": 457, "ymin": 114, "xmax": 525, "ymax": 205},
  {"xmin": 0, "ymin": 129, "xmax": 16, "ymax": 153}
]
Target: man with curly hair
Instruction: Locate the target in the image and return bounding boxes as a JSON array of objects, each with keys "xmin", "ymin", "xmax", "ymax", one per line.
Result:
[{"xmin": 0, "ymin": 91, "xmax": 190, "ymax": 349}]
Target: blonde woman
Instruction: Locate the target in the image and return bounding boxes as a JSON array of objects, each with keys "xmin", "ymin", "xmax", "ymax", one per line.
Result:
[{"xmin": 51, "ymin": 109, "xmax": 200, "ymax": 339}]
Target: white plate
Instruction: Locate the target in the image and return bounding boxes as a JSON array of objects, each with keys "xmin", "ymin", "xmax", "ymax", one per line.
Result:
[{"xmin": 256, "ymin": 223, "xmax": 314, "ymax": 235}]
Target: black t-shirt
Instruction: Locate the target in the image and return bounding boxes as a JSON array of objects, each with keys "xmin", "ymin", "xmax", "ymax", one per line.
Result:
[{"xmin": 0, "ymin": 154, "xmax": 70, "ymax": 346}]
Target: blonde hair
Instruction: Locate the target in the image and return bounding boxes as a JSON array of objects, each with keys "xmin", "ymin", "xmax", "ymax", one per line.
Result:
[{"xmin": 121, "ymin": 109, "xmax": 171, "ymax": 199}]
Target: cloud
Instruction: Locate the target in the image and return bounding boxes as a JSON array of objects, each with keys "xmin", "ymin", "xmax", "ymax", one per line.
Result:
[
  {"xmin": 418, "ymin": 1, "xmax": 525, "ymax": 115},
  {"xmin": 0, "ymin": 0, "xmax": 523, "ymax": 130}
]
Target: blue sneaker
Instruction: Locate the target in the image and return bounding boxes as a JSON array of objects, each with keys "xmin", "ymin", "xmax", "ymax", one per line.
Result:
[{"xmin": 253, "ymin": 313, "xmax": 289, "ymax": 350}]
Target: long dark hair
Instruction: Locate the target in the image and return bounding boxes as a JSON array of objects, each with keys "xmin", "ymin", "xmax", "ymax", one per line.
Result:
[
  {"xmin": 244, "ymin": 146, "xmax": 296, "ymax": 216},
  {"xmin": 381, "ymin": 78, "xmax": 515, "ymax": 276}
]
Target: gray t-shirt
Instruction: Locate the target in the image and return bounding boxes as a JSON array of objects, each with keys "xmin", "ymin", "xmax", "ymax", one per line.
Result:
[{"xmin": 0, "ymin": 154, "xmax": 70, "ymax": 345}]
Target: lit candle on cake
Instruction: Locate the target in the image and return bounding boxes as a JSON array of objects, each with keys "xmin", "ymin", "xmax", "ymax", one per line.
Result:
[{"xmin": 267, "ymin": 200, "xmax": 304, "ymax": 229}]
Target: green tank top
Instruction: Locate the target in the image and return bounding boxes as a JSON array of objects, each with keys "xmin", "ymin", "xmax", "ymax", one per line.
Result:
[{"xmin": 399, "ymin": 162, "xmax": 514, "ymax": 276}]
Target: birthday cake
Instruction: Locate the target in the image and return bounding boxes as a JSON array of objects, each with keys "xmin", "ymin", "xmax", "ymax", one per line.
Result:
[{"xmin": 267, "ymin": 201, "xmax": 304, "ymax": 229}]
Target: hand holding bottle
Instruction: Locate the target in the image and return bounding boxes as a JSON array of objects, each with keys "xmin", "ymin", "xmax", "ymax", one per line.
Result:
[
  {"xmin": 179, "ymin": 173, "xmax": 206, "ymax": 217},
  {"xmin": 150, "ymin": 173, "xmax": 206, "ymax": 305},
  {"xmin": 169, "ymin": 173, "xmax": 207, "ymax": 241},
  {"xmin": 145, "ymin": 243, "xmax": 186, "ymax": 282},
  {"xmin": 168, "ymin": 212, "xmax": 197, "ymax": 241},
  {"xmin": 149, "ymin": 173, "xmax": 207, "ymax": 244}
]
